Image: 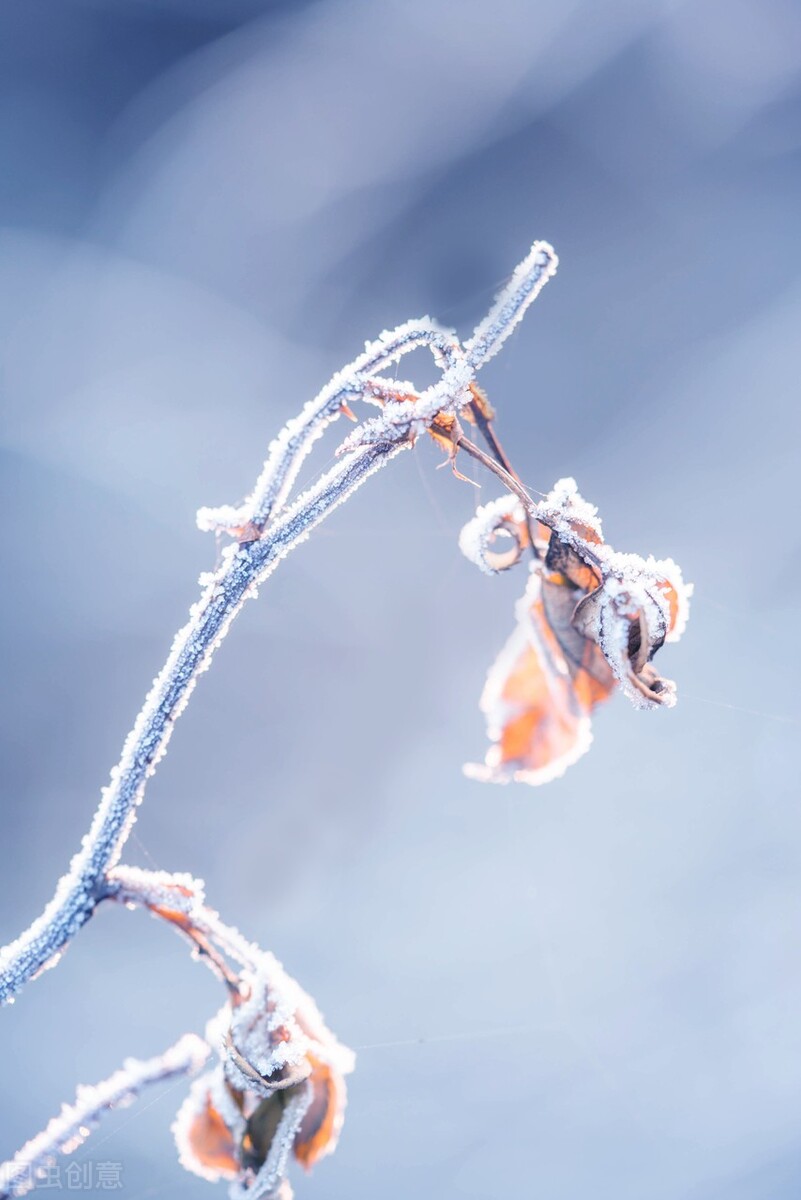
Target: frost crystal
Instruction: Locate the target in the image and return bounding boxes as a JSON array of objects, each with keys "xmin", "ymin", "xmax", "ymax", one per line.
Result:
[
  {"xmin": 174, "ymin": 955, "xmax": 353, "ymax": 1200},
  {"xmin": 459, "ymin": 496, "xmax": 530, "ymax": 575}
]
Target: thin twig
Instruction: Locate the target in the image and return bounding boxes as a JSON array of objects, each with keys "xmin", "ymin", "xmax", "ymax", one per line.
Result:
[
  {"xmin": 436, "ymin": 423, "xmax": 535, "ymax": 510},
  {"xmin": 466, "ymin": 394, "xmax": 519, "ymax": 483},
  {"xmin": 102, "ymin": 866, "xmax": 260, "ymax": 984},
  {"xmin": 437, "ymin": 423, "xmax": 605, "ymax": 570},
  {"xmin": 0, "ymin": 1034, "xmax": 210, "ymax": 1199},
  {"xmin": 0, "ymin": 439, "xmax": 405, "ymax": 1004}
]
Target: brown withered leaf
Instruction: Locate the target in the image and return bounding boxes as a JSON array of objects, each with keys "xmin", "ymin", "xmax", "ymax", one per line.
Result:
[
  {"xmin": 293, "ymin": 1055, "xmax": 346, "ymax": 1171},
  {"xmin": 466, "ymin": 478, "xmax": 691, "ymax": 785}
]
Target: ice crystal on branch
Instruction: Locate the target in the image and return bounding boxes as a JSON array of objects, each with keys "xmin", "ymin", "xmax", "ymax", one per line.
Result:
[{"xmin": 0, "ymin": 1036, "xmax": 210, "ymax": 1199}]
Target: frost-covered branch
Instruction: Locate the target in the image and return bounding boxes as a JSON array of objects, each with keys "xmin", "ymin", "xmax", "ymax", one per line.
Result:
[
  {"xmin": 0, "ymin": 439, "xmax": 401, "ymax": 1004},
  {"xmin": 338, "ymin": 242, "xmax": 557, "ymax": 448},
  {"xmin": 0, "ymin": 241, "xmax": 558, "ymax": 1006},
  {"xmin": 0, "ymin": 1034, "xmax": 210, "ymax": 1199},
  {"xmin": 3, "ymin": 864, "xmax": 355, "ymax": 1200},
  {"xmin": 103, "ymin": 865, "xmax": 265, "ymax": 984},
  {"xmin": 458, "ymin": 494, "xmax": 530, "ymax": 574},
  {"xmin": 197, "ymin": 321, "xmax": 464, "ymax": 536}
]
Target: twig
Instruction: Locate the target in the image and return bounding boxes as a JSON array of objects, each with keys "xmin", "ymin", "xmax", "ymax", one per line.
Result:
[
  {"xmin": 0, "ymin": 438, "xmax": 403, "ymax": 1004},
  {"xmin": 0, "ymin": 1034, "xmax": 210, "ymax": 1199},
  {"xmin": 102, "ymin": 865, "xmax": 260, "ymax": 983},
  {"xmin": 197, "ymin": 323, "xmax": 464, "ymax": 535},
  {"xmin": 466, "ymin": 393, "xmax": 519, "ymax": 483}
]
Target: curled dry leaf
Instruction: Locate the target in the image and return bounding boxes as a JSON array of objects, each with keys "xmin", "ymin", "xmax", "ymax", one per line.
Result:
[
  {"xmin": 173, "ymin": 960, "xmax": 354, "ymax": 1200},
  {"xmin": 464, "ymin": 478, "xmax": 692, "ymax": 785},
  {"xmin": 459, "ymin": 495, "xmax": 531, "ymax": 575}
]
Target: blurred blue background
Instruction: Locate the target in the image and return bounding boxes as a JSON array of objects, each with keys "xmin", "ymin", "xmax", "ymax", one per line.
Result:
[{"xmin": 2, "ymin": 1, "xmax": 801, "ymax": 1197}]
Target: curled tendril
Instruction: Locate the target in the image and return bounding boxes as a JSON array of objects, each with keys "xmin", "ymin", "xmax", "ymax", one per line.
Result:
[{"xmin": 459, "ymin": 496, "xmax": 531, "ymax": 575}]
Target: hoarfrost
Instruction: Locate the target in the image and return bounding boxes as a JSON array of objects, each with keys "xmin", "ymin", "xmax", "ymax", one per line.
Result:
[
  {"xmin": 459, "ymin": 496, "xmax": 529, "ymax": 575},
  {"xmin": 0, "ymin": 1035, "xmax": 209, "ymax": 1198}
]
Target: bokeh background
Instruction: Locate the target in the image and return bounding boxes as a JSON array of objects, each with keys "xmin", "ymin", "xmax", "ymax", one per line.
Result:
[{"xmin": 2, "ymin": 1, "xmax": 801, "ymax": 1197}]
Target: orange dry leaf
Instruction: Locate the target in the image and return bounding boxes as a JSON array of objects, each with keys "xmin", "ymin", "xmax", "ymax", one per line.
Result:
[
  {"xmin": 175, "ymin": 1059, "xmax": 348, "ymax": 1193},
  {"xmin": 293, "ymin": 1055, "xmax": 346, "ymax": 1170},
  {"xmin": 465, "ymin": 478, "xmax": 691, "ymax": 785},
  {"xmin": 466, "ymin": 570, "xmax": 613, "ymax": 785},
  {"xmin": 173, "ymin": 961, "xmax": 353, "ymax": 1197},
  {"xmin": 182, "ymin": 1085, "xmax": 239, "ymax": 1180}
]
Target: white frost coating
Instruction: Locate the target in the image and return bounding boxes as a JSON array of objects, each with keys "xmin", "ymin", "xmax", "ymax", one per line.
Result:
[
  {"xmin": 175, "ymin": 956, "xmax": 352, "ymax": 1199},
  {"xmin": 463, "ymin": 242, "xmax": 559, "ymax": 368},
  {"xmin": 359, "ymin": 375, "xmax": 420, "ymax": 405},
  {"xmin": 107, "ymin": 867, "xmax": 355, "ymax": 1081},
  {"xmin": 217, "ymin": 956, "xmax": 355, "ymax": 1093},
  {"xmin": 657, "ymin": 557, "xmax": 693, "ymax": 642},
  {"xmin": 0, "ymin": 1034, "xmax": 209, "ymax": 1199},
  {"xmin": 108, "ymin": 865, "xmax": 353, "ymax": 1198},
  {"xmin": 459, "ymin": 495, "xmax": 528, "ymax": 575},
  {"xmin": 339, "ymin": 241, "xmax": 558, "ymax": 452},
  {"xmin": 197, "ymin": 323, "xmax": 463, "ymax": 535},
  {"xmin": 583, "ymin": 570, "xmax": 675, "ymax": 709},
  {"xmin": 223, "ymin": 970, "xmax": 312, "ymax": 1096},
  {"xmin": 173, "ymin": 1069, "xmax": 309, "ymax": 1199},
  {"xmin": 197, "ymin": 503, "xmax": 248, "ymax": 535},
  {"xmin": 532, "ymin": 478, "xmax": 691, "ymax": 708},
  {"xmin": 109, "ymin": 865, "xmax": 206, "ymax": 908},
  {"xmin": 172, "ymin": 1069, "xmax": 245, "ymax": 1183},
  {"xmin": 0, "ymin": 240, "xmax": 558, "ymax": 1006},
  {"xmin": 105, "ymin": 865, "xmax": 262, "ymax": 973},
  {"xmin": 534, "ymin": 475, "xmax": 603, "ymax": 541}
]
